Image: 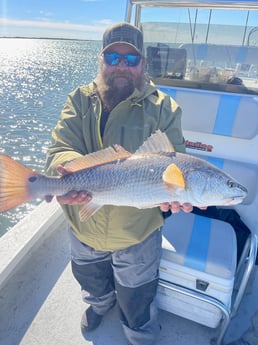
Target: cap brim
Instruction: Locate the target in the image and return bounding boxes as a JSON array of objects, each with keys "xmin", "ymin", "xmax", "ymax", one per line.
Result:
[{"xmin": 101, "ymin": 42, "xmax": 142, "ymax": 55}]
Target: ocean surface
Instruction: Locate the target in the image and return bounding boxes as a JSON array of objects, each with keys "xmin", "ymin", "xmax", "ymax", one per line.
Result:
[{"xmin": 0, "ymin": 38, "xmax": 101, "ymax": 236}]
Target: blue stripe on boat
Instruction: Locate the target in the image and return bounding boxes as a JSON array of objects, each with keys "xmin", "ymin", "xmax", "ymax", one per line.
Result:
[
  {"xmin": 213, "ymin": 94, "xmax": 241, "ymax": 136},
  {"xmin": 185, "ymin": 216, "xmax": 211, "ymax": 271}
]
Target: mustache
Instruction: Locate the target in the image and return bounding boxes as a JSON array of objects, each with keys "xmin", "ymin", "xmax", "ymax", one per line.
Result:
[{"xmin": 107, "ymin": 70, "xmax": 134, "ymax": 81}]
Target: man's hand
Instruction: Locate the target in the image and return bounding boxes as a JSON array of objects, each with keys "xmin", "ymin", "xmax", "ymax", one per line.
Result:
[
  {"xmin": 160, "ymin": 202, "xmax": 193, "ymax": 213},
  {"xmin": 56, "ymin": 191, "xmax": 92, "ymax": 205},
  {"xmin": 45, "ymin": 164, "xmax": 92, "ymax": 205},
  {"xmin": 160, "ymin": 202, "xmax": 207, "ymax": 213}
]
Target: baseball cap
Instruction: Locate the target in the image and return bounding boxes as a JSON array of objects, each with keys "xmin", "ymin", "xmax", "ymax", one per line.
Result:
[{"xmin": 102, "ymin": 22, "xmax": 144, "ymax": 55}]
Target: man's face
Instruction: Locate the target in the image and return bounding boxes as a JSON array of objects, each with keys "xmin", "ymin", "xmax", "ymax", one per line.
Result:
[{"xmin": 101, "ymin": 43, "xmax": 145, "ymax": 91}]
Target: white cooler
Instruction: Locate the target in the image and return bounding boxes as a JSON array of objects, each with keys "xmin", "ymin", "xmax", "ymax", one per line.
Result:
[{"xmin": 157, "ymin": 212, "xmax": 237, "ymax": 328}]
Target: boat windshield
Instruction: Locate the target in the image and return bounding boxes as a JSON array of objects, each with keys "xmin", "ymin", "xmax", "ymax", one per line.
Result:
[{"xmin": 138, "ymin": 5, "xmax": 258, "ymax": 94}]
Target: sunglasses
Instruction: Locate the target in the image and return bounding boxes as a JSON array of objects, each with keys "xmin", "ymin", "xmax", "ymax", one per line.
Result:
[{"xmin": 103, "ymin": 52, "xmax": 141, "ymax": 67}]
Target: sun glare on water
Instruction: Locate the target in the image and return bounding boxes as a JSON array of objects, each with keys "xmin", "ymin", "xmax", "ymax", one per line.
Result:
[
  {"xmin": 0, "ymin": 38, "xmax": 100, "ymax": 234},
  {"xmin": 0, "ymin": 38, "xmax": 43, "ymax": 66}
]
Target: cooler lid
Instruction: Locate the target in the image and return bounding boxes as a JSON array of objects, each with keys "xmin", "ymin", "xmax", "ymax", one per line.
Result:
[{"xmin": 161, "ymin": 212, "xmax": 237, "ymax": 279}]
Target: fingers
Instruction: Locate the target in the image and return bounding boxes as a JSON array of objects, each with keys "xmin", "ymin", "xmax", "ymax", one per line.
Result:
[
  {"xmin": 57, "ymin": 165, "xmax": 68, "ymax": 176},
  {"xmin": 56, "ymin": 191, "xmax": 92, "ymax": 205},
  {"xmin": 160, "ymin": 202, "xmax": 170, "ymax": 212},
  {"xmin": 179, "ymin": 202, "xmax": 193, "ymax": 213},
  {"xmin": 160, "ymin": 202, "xmax": 193, "ymax": 214}
]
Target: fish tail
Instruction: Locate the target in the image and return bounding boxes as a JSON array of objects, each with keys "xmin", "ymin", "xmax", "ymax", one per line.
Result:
[{"xmin": 0, "ymin": 154, "xmax": 39, "ymax": 212}]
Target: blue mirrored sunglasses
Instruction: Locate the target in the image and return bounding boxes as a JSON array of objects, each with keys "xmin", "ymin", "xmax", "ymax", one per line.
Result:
[{"xmin": 103, "ymin": 52, "xmax": 141, "ymax": 67}]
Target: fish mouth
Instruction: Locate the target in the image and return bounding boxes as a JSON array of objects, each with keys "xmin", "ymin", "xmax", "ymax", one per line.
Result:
[
  {"xmin": 227, "ymin": 183, "xmax": 248, "ymax": 205},
  {"xmin": 224, "ymin": 195, "xmax": 247, "ymax": 205},
  {"xmin": 239, "ymin": 184, "xmax": 248, "ymax": 194}
]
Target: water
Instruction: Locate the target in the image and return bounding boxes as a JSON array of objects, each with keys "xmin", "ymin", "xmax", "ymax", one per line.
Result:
[{"xmin": 0, "ymin": 38, "xmax": 101, "ymax": 235}]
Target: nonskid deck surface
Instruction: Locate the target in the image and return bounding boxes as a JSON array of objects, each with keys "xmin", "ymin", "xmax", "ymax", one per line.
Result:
[{"xmin": 0, "ymin": 205, "xmax": 257, "ymax": 345}]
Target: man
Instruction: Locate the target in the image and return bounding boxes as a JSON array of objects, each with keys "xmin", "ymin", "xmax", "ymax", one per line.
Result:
[{"xmin": 45, "ymin": 22, "xmax": 193, "ymax": 345}]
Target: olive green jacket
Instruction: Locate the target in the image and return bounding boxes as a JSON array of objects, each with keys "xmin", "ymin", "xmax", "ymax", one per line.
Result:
[{"xmin": 45, "ymin": 81, "xmax": 185, "ymax": 251}]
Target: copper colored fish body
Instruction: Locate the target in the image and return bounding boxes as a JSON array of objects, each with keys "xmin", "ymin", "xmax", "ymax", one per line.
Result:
[{"xmin": 0, "ymin": 131, "xmax": 247, "ymax": 221}]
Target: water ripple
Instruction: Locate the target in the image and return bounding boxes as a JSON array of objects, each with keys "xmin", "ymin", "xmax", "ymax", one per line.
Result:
[{"xmin": 0, "ymin": 38, "xmax": 101, "ymax": 235}]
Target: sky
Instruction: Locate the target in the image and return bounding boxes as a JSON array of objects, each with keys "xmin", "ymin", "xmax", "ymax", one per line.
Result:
[
  {"xmin": 0, "ymin": 0, "xmax": 128, "ymax": 40},
  {"xmin": 0, "ymin": 0, "xmax": 257, "ymax": 41}
]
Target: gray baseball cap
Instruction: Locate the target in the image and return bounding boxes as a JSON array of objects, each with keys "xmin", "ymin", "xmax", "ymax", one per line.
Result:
[{"xmin": 102, "ymin": 22, "xmax": 144, "ymax": 55}]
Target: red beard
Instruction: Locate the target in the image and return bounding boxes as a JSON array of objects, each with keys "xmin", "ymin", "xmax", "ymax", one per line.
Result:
[{"xmin": 97, "ymin": 72, "xmax": 135, "ymax": 111}]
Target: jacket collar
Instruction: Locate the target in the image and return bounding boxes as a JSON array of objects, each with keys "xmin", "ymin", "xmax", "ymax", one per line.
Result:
[{"xmin": 91, "ymin": 79, "xmax": 158, "ymax": 104}]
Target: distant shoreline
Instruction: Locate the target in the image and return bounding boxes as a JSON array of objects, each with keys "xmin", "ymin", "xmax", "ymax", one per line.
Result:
[{"xmin": 0, "ymin": 36, "xmax": 100, "ymax": 42}]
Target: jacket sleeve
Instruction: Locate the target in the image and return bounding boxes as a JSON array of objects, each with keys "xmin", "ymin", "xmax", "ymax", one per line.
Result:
[
  {"xmin": 45, "ymin": 88, "xmax": 88, "ymax": 176},
  {"xmin": 158, "ymin": 91, "xmax": 186, "ymax": 153}
]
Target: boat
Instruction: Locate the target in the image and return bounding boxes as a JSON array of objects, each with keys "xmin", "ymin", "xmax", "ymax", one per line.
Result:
[{"xmin": 1, "ymin": 1, "xmax": 258, "ymax": 344}]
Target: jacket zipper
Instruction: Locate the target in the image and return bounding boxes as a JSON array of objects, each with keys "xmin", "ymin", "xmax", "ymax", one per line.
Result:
[{"xmin": 96, "ymin": 99, "xmax": 103, "ymax": 149}]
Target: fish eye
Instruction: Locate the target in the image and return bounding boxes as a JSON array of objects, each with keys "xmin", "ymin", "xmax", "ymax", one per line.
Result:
[
  {"xmin": 227, "ymin": 180, "xmax": 235, "ymax": 188},
  {"xmin": 29, "ymin": 176, "xmax": 37, "ymax": 183}
]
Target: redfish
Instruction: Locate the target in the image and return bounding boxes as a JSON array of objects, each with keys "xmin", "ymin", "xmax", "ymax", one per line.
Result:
[{"xmin": 0, "ymin": 131, "xmax": 247, "ymax": 221}]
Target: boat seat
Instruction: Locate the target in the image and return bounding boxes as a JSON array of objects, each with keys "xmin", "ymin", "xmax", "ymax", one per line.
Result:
[{"xmin": 157, "ymin": 73, "xmax": 258, "ymax": 344}]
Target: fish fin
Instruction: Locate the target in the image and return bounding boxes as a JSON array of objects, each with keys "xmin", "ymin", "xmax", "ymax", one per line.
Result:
[
  {"xmin": 0, "ymin": 154, "xmax": 38, "ymax": 212},
  {"xmin": 135, "ymin": 130, "xmax": 175, "ymax": 155},
  {"xmin": 162, "ymin": 163, "xmax": 185, "ymax": 189},
  {"xmin": 64, "ymin": 145, "xmax": 132, "ymax": 173},
  {"xmin": 79, "ymin": 202, "xmax": 102, "ymax": 221}
]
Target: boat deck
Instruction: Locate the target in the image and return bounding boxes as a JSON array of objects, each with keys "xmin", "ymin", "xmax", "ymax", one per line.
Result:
[{"xmin": 0, "ymin": 201, "xmax": 258, "ymax": 345}]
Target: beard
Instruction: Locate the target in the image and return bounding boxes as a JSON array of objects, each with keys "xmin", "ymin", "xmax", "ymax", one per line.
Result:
[{"xmin": 96, "ymin": 62, "xmax": 146, "ymax": 111}]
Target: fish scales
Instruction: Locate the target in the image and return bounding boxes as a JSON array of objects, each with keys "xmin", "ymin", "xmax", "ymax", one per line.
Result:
[
  {"xmin": 91, "ymin": 154, "xmax": 174, "ymax": 206},
  {"xmin": 50, "ymin": 153, "xmax": 174, "ymax": 206}
]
